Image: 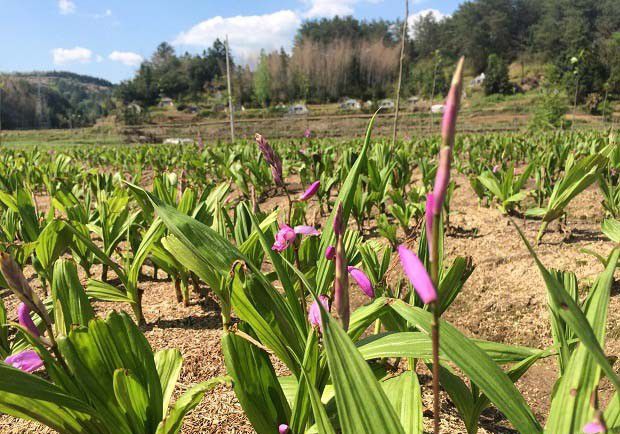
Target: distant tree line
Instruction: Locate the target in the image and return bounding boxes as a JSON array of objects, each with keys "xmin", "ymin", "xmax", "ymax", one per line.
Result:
[
  {"xmin": 0, "ymin": 73, "xmax": 112, "ymax": 130},
  {"xmin": 114, "ymin": 0, "xmax": 620, "ymax": 112}
]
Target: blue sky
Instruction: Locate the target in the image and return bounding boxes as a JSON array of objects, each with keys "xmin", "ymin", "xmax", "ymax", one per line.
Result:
[{"xmin": 0, "ymin": 0, "xmax": 462, "ymax": 83}]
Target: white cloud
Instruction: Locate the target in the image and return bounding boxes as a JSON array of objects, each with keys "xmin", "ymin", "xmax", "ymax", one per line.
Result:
[
  {"xmin": 302, "ymin": 0, "xmax": 382, "ymax": 18},
  {"xmin": 94, "ymin": 9, "xmax": 113, "ymax": 19},
  {"xmin": 109, "ymin": 51, "xmax": 144, "ymax": 67},
  {"xmin": 52, "ymin": 47, "xmax": 92, "ymax": 65},
  {"xmin": 58, "ymin": 0, "xmax": 76, "ymax": 15},
  {"xmin": 173, "ymin": 10, "xmax": 301, "ymax": 65},
  {"xmin": 408, "ymin": 8, "xmax": 448, "ymax": 34}
]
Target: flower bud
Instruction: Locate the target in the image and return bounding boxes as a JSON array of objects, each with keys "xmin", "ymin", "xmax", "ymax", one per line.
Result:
[
  {"xmin": 17, "ymin": 303, "xmax": 40, "ymax": 338},
  {"xmin": 325, "ymin": 245, "xmax": 336, "ymax": 260},
  {"xmin": 347, "ymin": 267, "xmax": 374, "ymax": 298},
  {"xmin": 299, "ymin": 181, "xmax": 320, "ymax": 201},
  {"xmin": 397, "ymin": 245, "xmax": 437, "ymax": 304},
  {"xmin": 0, "ymin": 253, "xmax": 51, "ymax": 325}
]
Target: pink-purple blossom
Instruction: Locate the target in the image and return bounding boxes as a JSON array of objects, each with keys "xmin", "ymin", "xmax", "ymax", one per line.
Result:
[
  {"xmin": 325, "ymin": 245, "xmax": 336, "ymax": 260},
  {"xmin": 347, "ymin": 267, "xmax": 374, "ymax": 298},
  {"xmin": 583, "ymin": 421, "xmax": 605, "ymax": 433},
  {"xmin": 279, "ymin": 424, "xmax": 290, "ymax": 434},
  {"xmin": 308, "ymin": 295, "xmax": 330, "ymax": 331},
  {"xmin": 4, "ymin": 350, "xmax": 44, "ymax": 373},
  {"xmin": 299, "ymin": 181, "xmax": 320, "ymax": 201},
  {"xmin": 17, "ymin": 303, "xmax": 40, "ymax": 338},
  {"xmin": 272, "ymin": 224, "xmax": 320, "ymax": 252},
  {"xmin": 397, "ymin": 245, "xmax": 437, "ymax": 304},
  {"xmin": 256, "ymin": 133, "xmax": 283, "ymax": 186}
]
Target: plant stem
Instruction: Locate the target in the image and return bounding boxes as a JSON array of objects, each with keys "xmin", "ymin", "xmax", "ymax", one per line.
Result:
[
  {"xmin": 430, "ymin": 213, "xmax": 441, "ymax": 434},
  {"xmin": 283, "ymin": 186, "xmax": 294, "ymax": 226}
]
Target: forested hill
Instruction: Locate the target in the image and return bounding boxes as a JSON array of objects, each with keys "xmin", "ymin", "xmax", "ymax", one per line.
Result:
[
  {"xmin": 0, "ymin": 71, "xmax": 113, "ymax": 130},
  {"xmin": 116, "ymin": 0, "xmax": 619, "ymax": 113}
]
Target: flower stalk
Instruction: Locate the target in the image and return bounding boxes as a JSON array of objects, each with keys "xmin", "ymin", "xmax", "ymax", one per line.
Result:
[{"xmin": 429, "ymin": 56, "xmax": 464, "ymax": 434}]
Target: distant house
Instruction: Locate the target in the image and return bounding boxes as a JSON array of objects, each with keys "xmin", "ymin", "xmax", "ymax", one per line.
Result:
[
  {"xmin": 158, "ymin": 97, "xmax": 174, "ymax": 108},
  {"xmin": 340, "ymin": 98, "xmax": 361, "ymax": 111},
  {"xmin": 288, "ymin": 103, "xmax": 309, "ymax": 115},
  {"xmin": 163, "ymin": 138, "xmax": 193, "ymax": 145},
  {"xmin": 470, "ymin": 73, "xmax": 485, "ymax": 87},
  {"xmin": 378, "ymin": 99, "xmax": 394, "ymax": 109},
  {"xmin": 430, "ymin": 104, "xmax": 445, "ymax": 114}
]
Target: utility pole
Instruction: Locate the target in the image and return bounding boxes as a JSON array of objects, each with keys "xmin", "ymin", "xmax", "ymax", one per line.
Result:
[
  {"xmin": 392, "ymin": 0, "xmax": 409, "ymax": 147},
  {"xmin": 225, "ymin": 35, "xmax": 235, "ymax": 143}
]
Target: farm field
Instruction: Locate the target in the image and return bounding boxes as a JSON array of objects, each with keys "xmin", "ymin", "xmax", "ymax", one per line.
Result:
[{"xmin": 0, "ymin": 100, "xmax": 619, "ymax": 434}]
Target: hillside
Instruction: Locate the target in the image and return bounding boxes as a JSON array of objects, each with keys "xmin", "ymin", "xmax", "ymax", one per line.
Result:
[{"xmin": 0, "ymin": 71, "xmax": 114, "ymax": 129}]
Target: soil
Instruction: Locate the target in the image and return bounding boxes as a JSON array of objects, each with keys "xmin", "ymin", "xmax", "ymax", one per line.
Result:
[{"xmin": 0, "ymin": 171, "xmax": 618, "ymax": 434}]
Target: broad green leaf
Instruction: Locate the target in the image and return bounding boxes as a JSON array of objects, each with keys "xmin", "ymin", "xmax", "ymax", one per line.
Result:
[
  {"xmin": 156, "ymin": 377, "xmax": 230, "ymax": 434},
  {"xmin": 320, "ymin": 302, "xmax": 405, "ymax": 434},
  {"xmin": 0, "ymin": 363, "xmax": 106, "ymax": 434},
  {"xmin": 222, "ymin": 331, "xmax": 291, "ymax": 434},
  {"xmin": 390, "ymin": 300, "xmax": 542, "ymax": 433},
  {"xmin": 51, "ymin": 259, "xmax": 95, "ymax": 335},
  {"xmin": 382, "ymin": 371, "xmax": 423, "ymax": 434},
  {"xmin": 155, "ymin": 349, "xmax": 183, "ymax": 411},
  {"xmin": 513, "ymin": 222, "xmax": 620, "ymax": 396},
  {"xmin": 113, "ymin": 368, "xmax": 150, "ymax": 434}
]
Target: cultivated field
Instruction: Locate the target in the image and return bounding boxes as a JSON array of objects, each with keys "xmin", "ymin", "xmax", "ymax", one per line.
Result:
[{"xmin": 0, "ymin": 120, "xmax": 618, "ymax": 434}]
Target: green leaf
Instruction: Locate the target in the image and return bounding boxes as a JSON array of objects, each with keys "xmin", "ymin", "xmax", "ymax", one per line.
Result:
[
  {"xmin": 156, "ymin": 377, "xmax": 230, "ymax": 434},
  {"xmin": 0, "ymin": 363, "xmax": 106, "ymax": 434},
  {"xmin": 35, "ymin": 220, "xmax": 71, "ymax": 272},
  {"xmin": 222, "ymin": 331, "xmax": 291, "ymax": 434},
  {"xmin": 546, "ymin": 249, "xmax": 620, "ymax": 433},
  {"xmin": 512, "ymin": 221, "xmax": 620, "ymax": 395},
  {"xmin": 320, "ymin": 302, "xmax": 405, "ymax": 434},
  {"xmin": 382, "ymin": 371, "xmax": 423, "ymax": 434},
  {"xmin": 602, "ymin": 219, "xmax": 620, "ymax": 243},
  {"xmin": 86, "ymin": 279, "xmax": 133, "ymax": 303},
  {"xmin": 155, "ymin": 349, "xmax": 183, "ymax": 411},
  {"xmin": 390, "ymin": 300, "xmax": 542, "ymax": 433},
  {"xmin": 51, "ymin": 259, "xmax": 95, "ymax": 335},
  {"xmin": 113, "ymin": 368, "xmax": 150, "ymax": 434}
]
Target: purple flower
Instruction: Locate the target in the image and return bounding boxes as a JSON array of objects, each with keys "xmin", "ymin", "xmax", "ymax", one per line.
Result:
[
  {"xmin": 492, "ymin": 164, "xmax": 500, "ymax": 173},
  {"xmin": 347, "ymin": 267, "xmax": 374, "ymax": 298},
  {"xmin": 308, "ymin": 295, "xmax": 330, "ymax": 331},
  {"xmin": 433, "ymin": 57, "xmax": 465, "ymax": 215},
  {"xmin": 304, "ymin": 128, "xmax": 312, "ymax": 139},
  {"xmin": 256, "ymin": 134, "xmax": 283, "ymax": 187},
  {"xmin": 279, "ymin": 424, "xmax": 290, "ymax": 434},
  {"xmin": 425, "ymin": 193, "xmax": 435, "ymax": 255},
  {"xmin": 397, "ymin": 245, "xmax": 437, "ymax": 304},
  {"xmin": 4, "ymin": 350, "xmax": 44, "ymax": 373},
  {"xmin": 432, "ymin": 147, "xmax": 452, "ymax": 215},
  {"xmin": 440, "ymin": 57, "xmax": 465, "ymax": 150},
  {"xmin": 299, "ymin": 181, "xmax": 320, "ymax": 201},
  {"xmin": 325, "ymin": 245, "xmax": 336, "ymax": 260},
  {"xmin": 583, "ymin": 421, "xmax": 605, "ymax": 433},
  {"xmin": 17, "ymin": 303, "xmax": 40, "ymax": 338},
  {"xmin": 271, "ymin": 224, "xmax": 320, "ymax": 252}
]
